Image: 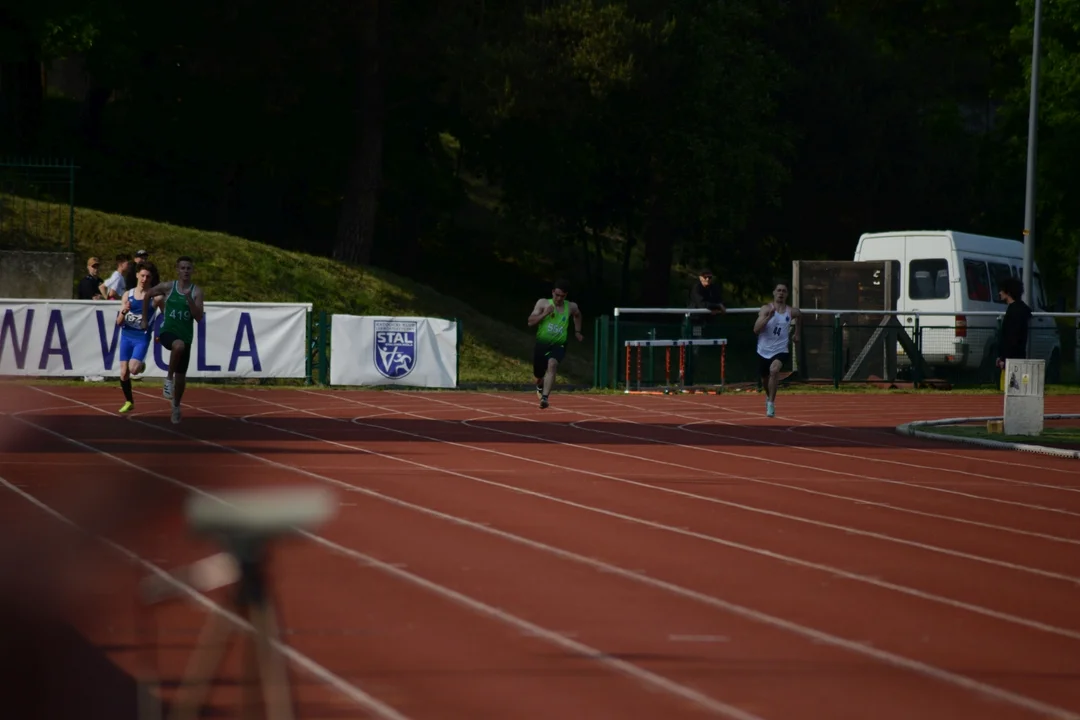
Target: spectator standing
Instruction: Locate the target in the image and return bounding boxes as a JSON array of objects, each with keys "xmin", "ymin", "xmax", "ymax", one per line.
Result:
[
  {"xmin": 125, "ymin": 249, "xmax": 149, "ymax": 289},
  {"xmin": 100, "ymin": 254, "xmax": 131, "ymax": 300},
  {"xmin": 79, "ymin": 256, "xmax": 108, "ymax": 381},
  {"xmin": 77, "ymin": 257, "xmax": 103, "ymax": 300},
  {"xmin": 996, "ymin": 276, "xmax": 1033, "ymax": 392},
  {"xmin": 685, "ymin": 269, "xmax": 726, "ymax": 386}
]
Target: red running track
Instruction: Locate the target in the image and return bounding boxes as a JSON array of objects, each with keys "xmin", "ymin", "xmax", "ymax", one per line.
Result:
[{"xmin": 2, "ymin": 381, "xmax": 1080, "ymax": 719}]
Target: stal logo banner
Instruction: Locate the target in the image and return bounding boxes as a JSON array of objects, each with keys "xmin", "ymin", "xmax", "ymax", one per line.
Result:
[
  {"xmin": 330, "ymin": 315, "xmax": 457, "ymax": 388},
  {"xmin": 374, "ymin": 319, "xmax": 417, "ymax": 379},
  {"xmin": 0, "ymin": 300, "xmax": 311, "ymax": 378}
]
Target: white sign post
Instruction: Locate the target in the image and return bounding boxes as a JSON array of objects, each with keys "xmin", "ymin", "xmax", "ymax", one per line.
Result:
[
  {"xmin": 329, "ymin": 315, "xmax": 458, "ymax": 388},
  {"xmin": 1003, "ymin": 358, "xmax": 1045, "ymax": 436},
  {"xmin": 0, "ymin": 300, "xmax": 311, "ymax": 379}
]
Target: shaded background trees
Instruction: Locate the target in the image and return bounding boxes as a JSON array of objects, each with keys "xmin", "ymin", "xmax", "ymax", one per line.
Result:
[{"xmin": 2, "ymin": 0, "xmax": 1075, "ymax": 322}]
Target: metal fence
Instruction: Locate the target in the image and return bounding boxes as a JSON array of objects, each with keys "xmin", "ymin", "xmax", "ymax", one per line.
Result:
[
  {"xmin": 0, "ymin": 159, "xmax": 77, "ymax": 252},
  {"xmin": 594, "ymin": 307, "xmax": 1079, "ymax": 390}
]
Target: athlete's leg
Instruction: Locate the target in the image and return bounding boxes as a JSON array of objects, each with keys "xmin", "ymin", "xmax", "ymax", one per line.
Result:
[
  {"xmin": 539, "ymin": 346, "xmax": 566, "ymax": 408},
  {"xmin": 168, "ymin": 340, "xmax": 186, "ymax": 377},
  {"xmin": 173, "ymin": 372, "xmax": 187, "ymax": 404},
  {"xmin": 756, "ymin": 353, "xmax": 770, "ymax": 397},
  {"xmin": 130, "ymin": 335, "xmax": 150, "ymax": 378},
  {"xmin": 168, "ymin": 340, "xmax": 190, "ymax": 423},
  {"xmin": 159, "ymin": 333, "xmax": 177, "ymax": 399},
  {"xmin": 764, "ymin": 357, "xmax": 783, "ymax": 417},
  {"xmin": 532, "ymin": 344, "xmax": 548, "ymax": 399},
  {"xmin": 118, "ymin": 335, "xmax": 135, "ymax": 413},
  {"xmin": 118, "ymin": 361, "xmax": 134, "ymax": 413},
  {"xmin": 540, "ymin": 357, "xmax": 559, "ymax": 407},
  {"xmin": 767, "ymin": 358, "xmax": 782, "ymax": 402}
]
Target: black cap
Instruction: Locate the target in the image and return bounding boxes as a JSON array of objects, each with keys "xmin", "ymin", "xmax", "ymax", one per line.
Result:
[
  {"xmin": 135, "ymin": 249, "xmax": 149, "ymax": 258},
  {"xmin": 699, "ymin": 269, "xmax": 713, "ymax": 277}
]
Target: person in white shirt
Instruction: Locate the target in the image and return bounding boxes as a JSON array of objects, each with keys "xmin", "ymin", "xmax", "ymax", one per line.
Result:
[
  {"xmin": 99, "ymin": 253, "xmax": 132, "ymax": 300},
  {"xmin": 753, "ymin": 282, "xmax": 801, "ymax": 418}
]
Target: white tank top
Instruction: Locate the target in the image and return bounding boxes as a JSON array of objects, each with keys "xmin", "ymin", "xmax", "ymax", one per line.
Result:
[{"xmin": 757, "ymin": 306, "xmax": 792, "ymax": 358}]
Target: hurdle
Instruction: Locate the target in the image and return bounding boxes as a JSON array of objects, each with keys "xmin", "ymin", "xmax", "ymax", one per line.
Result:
[{"xmin": 623, "ymin": 338, "xmax": 727, "ymax": 394}]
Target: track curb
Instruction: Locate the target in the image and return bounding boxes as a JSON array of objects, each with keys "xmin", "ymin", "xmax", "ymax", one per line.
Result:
[{"xmin": 896, "ymin": 414, "xmax": 1080, "ymax": 460}]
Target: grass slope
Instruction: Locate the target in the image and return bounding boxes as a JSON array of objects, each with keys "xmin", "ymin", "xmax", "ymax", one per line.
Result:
[{"xmin": 1, "ymin": 200, "xmax": 593, "ymax": 385}]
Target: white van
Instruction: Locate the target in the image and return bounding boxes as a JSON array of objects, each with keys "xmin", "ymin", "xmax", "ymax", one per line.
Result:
[{"xmin": 853, "ymin": 230, "xmax": 1061, "ymax": 382}]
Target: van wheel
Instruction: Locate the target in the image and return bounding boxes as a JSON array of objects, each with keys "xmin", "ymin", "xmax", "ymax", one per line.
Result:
[{"xmin": 1047, "ymin": 349, "xmax": 1061, "ymax": 384}]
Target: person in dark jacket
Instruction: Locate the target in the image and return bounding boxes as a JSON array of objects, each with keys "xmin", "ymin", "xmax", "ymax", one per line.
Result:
[
  {"xmin": 685, "ymin": 269, "xmax": 726, "ymax": 385},
  {"xmin": 77, "ymin": 257, "xmax": 103, "ymax": 299},
  {"xmin": 996, "ymin": 276, "xmax": 1032, "ymax": 390}
]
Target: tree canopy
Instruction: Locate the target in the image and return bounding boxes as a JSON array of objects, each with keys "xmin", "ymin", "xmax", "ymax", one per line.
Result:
[{"xmin": 1, "ymin": 0, "xmax": 1074, "ymax": 312}]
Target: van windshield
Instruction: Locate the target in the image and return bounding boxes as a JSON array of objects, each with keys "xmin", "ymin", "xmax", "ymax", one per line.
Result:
[{"xmin": 909, "ymin": 259, "xmax": 950, "ymax": 300}]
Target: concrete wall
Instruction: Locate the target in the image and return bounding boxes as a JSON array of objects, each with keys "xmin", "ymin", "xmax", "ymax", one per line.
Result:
[{"xmin": 0, "ymin": 251, "xmax": 77, "ymax": 299}]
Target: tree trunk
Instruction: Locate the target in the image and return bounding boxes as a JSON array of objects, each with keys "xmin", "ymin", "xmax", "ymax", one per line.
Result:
[
  {"xmin": 333, "ymin": 0, "xmax": 384, "ymax": 266},
  {"xmin": 642, "ymin": 204, "xmax": 675, "ymax": 307},
  {"xmin": 580, "ymin": 227, "xmax": 593, "ymax": 287},
  {"xmin": 0, "ymin": 53, "xmax": 44, "ymax": 153},
  {"xmin": 590, "ymin": 228, "xmax": 604, "ymax": 286},
  {"xmin": 79, "ymin": 86, "xmax": 112, "ymax": 149},
  {"xmin": 620, "ymin": 226, "xmax": 636, "ymax": 305}
]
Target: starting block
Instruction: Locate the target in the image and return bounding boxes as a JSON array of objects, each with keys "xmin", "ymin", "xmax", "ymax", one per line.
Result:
[
  {"xmin": 624, "ymin": 338, "xmax": 727, "ymax": 394},
  {"xmin": 1003, "ymin": 358, "xmax": 1045, "ymax": 436}
]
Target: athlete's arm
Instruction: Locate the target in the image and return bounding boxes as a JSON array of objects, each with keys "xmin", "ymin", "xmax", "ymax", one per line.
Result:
[
  {"xmin": 116, "ymin": 293, "xmax": 130, "ymax": 326},
  {"xmin": 145, "ymin": 282, "xmax": 169, "ymax": 299},
  {"xmin": 753, "ymin": 304, "xmax": 774, "ymax": 335},
  {"xmin": 789, "ymin": 307, "xmax": 802, "ymax": 342},
  {"xmin": 527, "ymin": 299, "xmax": 551, "ymax": 327},
  {"xmin": 187, "ymin": 285, "xmax": 205, "ymax": 322},
  {"xmin": 143, "ymin": 297, "xmax": 163, "ymax": 330},
  {"xmin": 569, "ymin": 302, "xmax": 584, "ymax": 340}
]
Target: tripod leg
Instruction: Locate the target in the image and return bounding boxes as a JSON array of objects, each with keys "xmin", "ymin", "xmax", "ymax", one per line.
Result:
[
  {"xmin": 168, "ymin": 611, "xmax": 236, "ymax": 720},
  {"xmin": 248, "ymin": 600, "xmax": 295, "ymax": 720}
]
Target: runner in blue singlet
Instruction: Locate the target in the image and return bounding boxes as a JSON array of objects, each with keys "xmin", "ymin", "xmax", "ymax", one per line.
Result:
[{"xmin": 116, "ymin": 262, "xmax": 160, "ymax": 414}]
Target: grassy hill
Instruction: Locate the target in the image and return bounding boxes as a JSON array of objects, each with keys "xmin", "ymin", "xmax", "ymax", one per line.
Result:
[{"xmin": 0, "ymin": 199, "xmax": 594, "ymax": 386}]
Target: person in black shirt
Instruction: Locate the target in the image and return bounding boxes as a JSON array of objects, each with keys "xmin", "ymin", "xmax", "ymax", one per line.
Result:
[
  {"xmin": 125, "ymin": 249, "xmax": 150, "ymax": 289},
  {"xmin": 77, "ymin": 257, "xmax": 103, "ymax": 300},
  {"xmin": 996, "ymin": 276, "xmax": 1033, "ymax": 388},
  {"xmin": 685, "ymin": 269, "xmax": 726, "ymax": 385}
]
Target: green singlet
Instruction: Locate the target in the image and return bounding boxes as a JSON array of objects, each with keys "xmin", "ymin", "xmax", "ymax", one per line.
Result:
[
  {"xmin": 536, "ymin": 299, "xmax": 569, "ymax": 345},
  {"xmin": 161, "ymin": 282, "xmax": 196, "ymax": 345}
]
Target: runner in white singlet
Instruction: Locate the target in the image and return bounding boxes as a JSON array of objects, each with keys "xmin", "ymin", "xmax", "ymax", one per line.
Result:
[{"xmin": 753, "ymin": 283, "xmax": 801, "ymax": 418}]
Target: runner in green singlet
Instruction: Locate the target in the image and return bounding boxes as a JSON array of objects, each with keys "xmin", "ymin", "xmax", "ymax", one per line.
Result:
[
  {"xmin": 146, "ymin": 256, "xmax": 205, "ymax": 424},
  {"xmin": 526, "ymin": 279, "xmax": 584, "ymax": 409}
]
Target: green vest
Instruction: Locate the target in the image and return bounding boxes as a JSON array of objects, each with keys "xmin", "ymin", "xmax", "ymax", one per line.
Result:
[
  {"xmin": 161, "ymin": 282, "xmax": 196, "ymax": 344},
  {"xmin": 536, "ymin": 300, "xmax": 569, "ymax": 345}
]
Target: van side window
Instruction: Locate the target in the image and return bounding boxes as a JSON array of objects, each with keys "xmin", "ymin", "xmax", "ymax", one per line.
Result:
[
  {"xmin": 909, "ymin": 259, "xmax": 949, "ymax": 299},
  {"xmin": 963, "ymin": 259, "xmax": 991, "ymax": 301},
  {"xmin": 987, "ymin": 262, "xmax": 1011, "ymax": 304},
  {"xmin": 1010, "ymin": 266, "xmax": 1044, "ymax": 308}
]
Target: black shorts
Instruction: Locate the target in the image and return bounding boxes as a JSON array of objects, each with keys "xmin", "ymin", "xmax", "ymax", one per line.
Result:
[
  {"xmin": 533, "ymin": 343, "xmax": 567, "ymax": 378},
  {"xmin": 757, "ymin": 351, "xmax": 789, "ymax": 378},
  {"xmin": 158, "ymin": 331, "xmax": 192, "ymax": 375}
]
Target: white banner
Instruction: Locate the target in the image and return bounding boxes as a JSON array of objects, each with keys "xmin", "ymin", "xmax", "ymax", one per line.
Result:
[
  {"xmin": 0, "ymin": 300, "xmax": 311, "ymax": 378},
  {"xmin": 330, "ymin": 315, "xmax": 458, "ymax": 388}
]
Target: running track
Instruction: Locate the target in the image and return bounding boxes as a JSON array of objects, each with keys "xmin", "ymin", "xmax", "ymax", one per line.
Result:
[{"xmin": 1, "ymin": 383, "xmax": 1079, "ymax": 719}]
